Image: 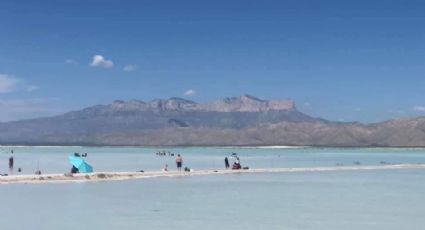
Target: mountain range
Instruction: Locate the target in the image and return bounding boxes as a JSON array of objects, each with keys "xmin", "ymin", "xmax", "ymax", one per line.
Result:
[{"xmin": 0, "ymin": 95, "xmax": 424, "ymax": 147}]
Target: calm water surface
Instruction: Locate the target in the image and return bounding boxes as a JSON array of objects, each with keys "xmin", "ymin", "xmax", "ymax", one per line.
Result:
[{"xmin": 0, "ymin": 147, "xmax": 425, "ymax": 230}]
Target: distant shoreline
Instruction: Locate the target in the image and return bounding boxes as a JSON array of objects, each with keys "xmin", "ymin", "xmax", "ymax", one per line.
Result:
[
  {"xmin": 1, "ymin": 145, "xmax": 425, "ymax": 150},
  {"xmin": 0, "ymin": 145, "xmax": 308, "ymax": 148}
]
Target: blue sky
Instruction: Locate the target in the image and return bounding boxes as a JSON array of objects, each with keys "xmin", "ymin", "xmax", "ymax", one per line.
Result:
[{"xmin": 1, "ymin": 0, "xmax": 425, "ymax": 122}]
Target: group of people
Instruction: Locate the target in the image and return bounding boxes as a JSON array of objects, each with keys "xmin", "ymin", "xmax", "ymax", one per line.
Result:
[
  {"xmin": 156, "ymin": 151, "xmax": 174, "ymax": 156},
  {"xmin": 4, "ymin": 150, "xmax": 23, "ymax": 175},
  {"xmin": 74, "ymin": 152, "xmax": 88, "ymax": 157},
  {"xmin": 70, "ymin": 152, "xmax": 89, "ymax": 174},
  {"xmin": 163, "ymin": 154, "xmax": 184, "ymax": 171},
  {"xmin": 224, "ymin": 156, "xmax": 242, "ymax": 170},
  {"xmin": 162, "ymin": 153, "xmax": 243, "ymax": 172},
  {"xmin": 3, "ymin": 150, "xmax": 244, "ymax": 176}
]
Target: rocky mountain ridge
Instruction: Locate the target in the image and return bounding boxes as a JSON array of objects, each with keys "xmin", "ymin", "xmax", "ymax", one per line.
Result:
[
  {"xmin": 100, "ymin": 95, "xmax": 295, "ymax": 113},
  {"xmin": 0, "ymin": 95, "xmax": 424, "ymax": 147}
]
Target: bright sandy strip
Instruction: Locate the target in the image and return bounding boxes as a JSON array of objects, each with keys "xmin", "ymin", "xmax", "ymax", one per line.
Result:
[{"xmin": 1, "ymin": 164, "xmax": 425, "ymax": 184}]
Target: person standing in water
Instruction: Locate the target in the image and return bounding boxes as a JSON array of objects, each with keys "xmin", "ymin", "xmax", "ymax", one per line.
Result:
[
  {"xmin": 224, "ymin": 157, "xmax": 230, "ymax": 169},
  {"xmin": 8, "ymin": 155, "xmax": 14, "ymax": 170},
  {"xmin": 176, "ymin": 154, "xmax": 183, "ymax": 171}
]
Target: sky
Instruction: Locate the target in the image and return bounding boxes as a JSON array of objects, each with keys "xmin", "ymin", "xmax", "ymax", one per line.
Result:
[{"xmin": 1, "ymin": 0, "xmax": 425, "ymax": 122}]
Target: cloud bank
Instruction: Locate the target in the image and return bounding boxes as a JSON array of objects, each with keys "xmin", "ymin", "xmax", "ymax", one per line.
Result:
[
  {"xmin": 0, "ymin": 98, "xmax": 60, "ymax": 121},
  {"xmin": 413, "ymin": 106, "xmax": 425, "ymax": 112},
  {"xmin": 0, "ymin": 74, "xmax": 39, "ymax": 93}
]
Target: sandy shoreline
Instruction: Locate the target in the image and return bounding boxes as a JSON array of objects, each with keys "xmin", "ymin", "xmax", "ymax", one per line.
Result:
[{"xmin": 1, "ymin": 164, "xmax": 424, "ymax": 184}]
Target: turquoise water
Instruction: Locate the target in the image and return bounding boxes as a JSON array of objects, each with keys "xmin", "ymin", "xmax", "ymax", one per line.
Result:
[
  {"xmin": 1, "ymin": 146, "xmax": 425, "ymax": 174},
  {"xmin": 1, "ymin": 147, "xmax": 425, "ymax": 229}
]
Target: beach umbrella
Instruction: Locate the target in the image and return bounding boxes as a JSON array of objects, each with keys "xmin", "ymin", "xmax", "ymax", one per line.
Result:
[
  {"xmin": 77, "ymin": 161, "xmax": 93, "ymax": 173},
  {"xmin": 68, "ymin": 156, "xmax": 93, "ymax": 173},
  {"xmin": 69, "ymin": 156, "xmax": 83, "ymax": 167}
]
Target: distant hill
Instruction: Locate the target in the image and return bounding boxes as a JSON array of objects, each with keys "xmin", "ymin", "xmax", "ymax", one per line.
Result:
[{"xmin": 0, "ymin": 95, "xmax": 424, "ymax": 146}]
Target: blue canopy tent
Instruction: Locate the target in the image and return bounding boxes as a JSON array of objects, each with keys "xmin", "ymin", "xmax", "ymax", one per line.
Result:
[{"xmin": 68, "ymin": 156, "xmax": 93, "ymax": 173}]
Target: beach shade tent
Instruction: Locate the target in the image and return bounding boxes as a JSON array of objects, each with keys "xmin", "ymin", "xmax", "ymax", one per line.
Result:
[{"xmin": 68, "ymin": 156, "xmax": 93, "ymax": 173}]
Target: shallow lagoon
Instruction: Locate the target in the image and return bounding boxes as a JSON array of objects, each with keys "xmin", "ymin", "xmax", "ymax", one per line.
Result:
[
  {"xmin": 1, "ymin": 147, "xmax": 425, "ymax": 230},
  {"xmin": 1, "ymin": 146, "xmax": 425, "ymax": 174}
]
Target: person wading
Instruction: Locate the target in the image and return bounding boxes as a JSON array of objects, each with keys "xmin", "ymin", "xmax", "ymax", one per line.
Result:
[
  {"xmin": 176, "ymin": 154, "xmax": 183, "ymax": 171},
  {"xmin": 8, "ymin": 155, "xmax": 14, "ymax": 171},
  {"xmin": 224, "ymin": 157, "xmax": 230, "ymax": 169}
]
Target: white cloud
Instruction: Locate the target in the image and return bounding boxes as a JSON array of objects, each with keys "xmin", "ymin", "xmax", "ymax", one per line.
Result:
[
  {"xmin": 184, "ymin": 89, "xmax": 196, "ymax": 96},
  {"xmin": 413, "ymin": 106, "xmax": 425, "ymax": 112},
  {"xmin": 65, "ymin": 59, "xmax": 77, "ymax": 64},
  {"xmin": 90, "ymin": 55, "xmax": 114, "ymax": 68},
  {"xmin": 0, "ymin": 74, "xmax": 20, "ymax": 93},
  {"xmin": 123, "ymin": 64, "xmax": 137, "ymax": 72}
]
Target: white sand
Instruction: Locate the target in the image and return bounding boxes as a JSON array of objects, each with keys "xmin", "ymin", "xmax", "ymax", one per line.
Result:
[{"xmin": 1, "ymin": 164, "xmax": 424, "ymax": 184}]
